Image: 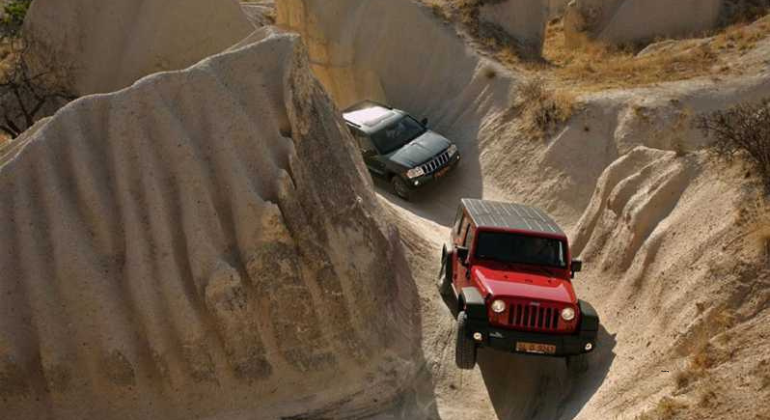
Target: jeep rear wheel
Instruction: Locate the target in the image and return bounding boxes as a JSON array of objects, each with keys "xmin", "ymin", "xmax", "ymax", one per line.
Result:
[
  {"xmin": 438, "ymin": 251, "xmax": 453, "ymax": 296},
  {"xmin": 455, "ymin": 311, "xmax": 477, "ymax": 370},
  {"xmin": 566, "ymin": 354, "xmax": 589, "ymax": 375},
  {"xmin": 391, "ymin": 176, "xmax": 411, "ymax": 200}
]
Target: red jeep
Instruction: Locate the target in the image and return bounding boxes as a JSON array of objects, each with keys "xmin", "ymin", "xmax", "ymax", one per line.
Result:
[{"xmin": 439, "ymin": 199, "xmax": 599, "ymax": 373}]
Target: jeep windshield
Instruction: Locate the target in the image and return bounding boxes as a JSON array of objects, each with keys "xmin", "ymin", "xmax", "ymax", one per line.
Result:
[
  {"xmin": 370, "ymin": 115, "xmax": 426, "ymax": 154},
  {"xmin": 474, "ymin": 231, "xmax": 566, "ymax": 269}
]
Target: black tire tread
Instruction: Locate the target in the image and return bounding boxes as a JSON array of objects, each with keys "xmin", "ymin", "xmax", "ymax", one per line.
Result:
[{"xmin": 455, "ymin": 311, "xmax": 477, "ymax": 370}]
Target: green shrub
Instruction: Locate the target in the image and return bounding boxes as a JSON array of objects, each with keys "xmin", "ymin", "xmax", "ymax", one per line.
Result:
[{"xmin": 1, "ymin": 0, "xmax": 33, "ymax": 39}]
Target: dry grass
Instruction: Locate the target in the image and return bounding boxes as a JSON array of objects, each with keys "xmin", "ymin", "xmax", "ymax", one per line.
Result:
[
  {"xmin": 637, "ymin": 397, "xmax": 689, "ymax": 420},
  {"xmin": 421, "ymin": 1, "xmax": 770, "ymax": 92},
  {"xmin": 512, "ymin": 76, "xmax": 576, "ymax": 139},
  {"xmin": 675, "ymin": 340, "xmax": 730, "ymax": 389},
  {"xmin": 540, "ymin": 20, "xmax": 720, "ymax": 91}
]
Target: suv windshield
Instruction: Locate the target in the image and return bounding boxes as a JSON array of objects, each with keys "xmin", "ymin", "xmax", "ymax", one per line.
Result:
[
  {"xmin": 475, "ymin": 231, "xmax": 566, "ymax": 268},
  {"xmin": 370, "ymin": 115, "xmax": 426, "ymax": 154}
]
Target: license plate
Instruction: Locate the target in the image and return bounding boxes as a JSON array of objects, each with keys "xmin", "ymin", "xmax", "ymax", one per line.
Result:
[
  {"xmin": 435, "ymin": 166, "xmax": 451, "ymax": 178},
  {"xmin": 516, "ymin": 342, "xmax": 556, "ymax": 355}
]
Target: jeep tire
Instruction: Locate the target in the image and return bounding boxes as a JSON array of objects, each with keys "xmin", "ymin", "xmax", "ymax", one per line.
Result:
[
  {"xmin": 455, "ymin": 311, "xmax": 477, "ymax": 370},
  {"xmin": 438, "ymin": 251, "xmax": 454, "ymax": 296},
  {"xmin": 566, "ymin": 354, "xmax": 589, "ymax": 375},
  {"xmin": 391, "ymin": 176, "xmax": 411, "ymax": 201}
]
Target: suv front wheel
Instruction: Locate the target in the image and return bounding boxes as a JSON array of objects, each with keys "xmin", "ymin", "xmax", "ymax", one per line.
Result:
[
  {"xmin": 455, "ymin": 311, "xmax": 477, "ymax": 370},
  {"xmin": 391, "ymin": 176, "xmax": 411, "ymax": 201}
]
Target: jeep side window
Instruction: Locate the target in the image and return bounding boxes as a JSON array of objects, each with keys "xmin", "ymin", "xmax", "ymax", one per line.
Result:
[
  {"xmin": 462, "ymin": 224, "xmax": 472, "ymax": 247},
  {"xmin": 452, "ymin": 208, "xmax": 464, "ymax": 235}
]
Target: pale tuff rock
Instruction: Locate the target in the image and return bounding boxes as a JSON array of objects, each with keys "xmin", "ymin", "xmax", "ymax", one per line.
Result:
[
  {"xmin": 0, "ymin": 30, "xmax": 419, "ymax": 420},
  {"xmin": 564, "ymin": 0, "xmax": 723, "ymax": 45},
  {"xmin": 23, "ymin": 0, "xmax": 254, "ymax": 95},
  {"xmin": 478, "ymin": 0, "xmax": 549, "ymax": 56}
]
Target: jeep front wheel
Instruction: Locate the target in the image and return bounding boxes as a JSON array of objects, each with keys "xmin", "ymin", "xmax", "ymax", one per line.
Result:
[
  {"xmin": 455, "ymin": 311, "xmax": 477, "ymax": 370},
  {"xmin": 438, "ymin": 251, "xmax": 453, "ymax": 296},
  {"xmin": 566, "ymin": 354, "xmax": 589, "ymax": 375},
  {"xmin": 391, "ymin": 176, "xmax": 411, "ymax": 200}
]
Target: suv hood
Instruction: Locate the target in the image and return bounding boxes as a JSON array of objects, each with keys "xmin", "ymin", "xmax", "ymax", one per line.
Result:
[
  {"xmin": 387, "ymin": 130, "xmax": 451, "ymax": 167},
  {"xmin": 472, "ymin": 264, "xmax": 577, "ymax": 304}
]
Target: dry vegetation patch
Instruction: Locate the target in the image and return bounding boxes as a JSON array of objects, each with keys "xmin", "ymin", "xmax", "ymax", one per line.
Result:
[
  {"xmin": 511, "ymin": 76, "xmax": 577, "ymax": 140},
  {"xmin": 697, "ymin": 98, "xmax": 770, "ymax": 193},
  {"xmin": 421, "ymin": 0, "xmax": 770, "ymax": 92}
]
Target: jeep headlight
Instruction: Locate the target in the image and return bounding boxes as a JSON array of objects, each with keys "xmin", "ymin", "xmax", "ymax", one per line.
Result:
[
  {"xmin": 406, "ymin": 167, "xmax": 425, "ymax": 179},
  {"xmin": 491, "ymin": 299, "xmax": 506, "ymax": 313},
  {"xmin": 447, "ymin": 144, "xmax": 458, "ymax": 156},
  {"xmin": 561, "ymin": 307, "xmax": 576, "ymax": 321}
]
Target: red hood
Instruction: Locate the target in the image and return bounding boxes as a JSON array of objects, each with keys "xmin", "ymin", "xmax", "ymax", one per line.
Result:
[{"xmin": 471, "ymin": 263, "xmax": 576, "ymax": 304}]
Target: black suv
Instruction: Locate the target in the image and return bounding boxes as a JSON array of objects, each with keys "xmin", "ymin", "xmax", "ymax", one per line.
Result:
[{"xmin": 343, "ymin": 101, "xmax": 461, "ymax": 200}]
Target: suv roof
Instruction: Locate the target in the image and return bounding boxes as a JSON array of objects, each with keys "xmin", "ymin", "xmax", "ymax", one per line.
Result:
[
  {"xmin": 342, "ymin": 101, "xmax": 405, "ymax": 134},
  {"xmin": 462, "ymin": 198, "xmax": 565, "ymax": 237}
]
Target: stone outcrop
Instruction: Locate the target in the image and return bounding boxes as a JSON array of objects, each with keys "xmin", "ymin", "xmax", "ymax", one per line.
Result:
[
  {"xmin": 23, "ymin": 0, "xmax": 254, "ymax": 95},
  {"xmin": 0, "ymin": 29, "xmax": 419, "ymax": 420},
  {"xmin": 564, "ymin": 0, "xmax": 723, "ymax": 45}
]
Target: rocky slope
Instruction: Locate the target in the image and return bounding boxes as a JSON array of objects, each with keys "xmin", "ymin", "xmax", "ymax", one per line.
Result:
[{"xmin": 0, "ymin": 29, "xmax": 421, "ymax": 420}]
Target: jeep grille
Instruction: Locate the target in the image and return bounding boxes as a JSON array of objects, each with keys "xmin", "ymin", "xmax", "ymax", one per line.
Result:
[
  {"xmin": 420, "ymin": 150, "xmax": 450, "ymax": 174},
  {"xmin": 491, "ymin": 299, "xmax": 577, "ymax": 333},
  {"xmin": 508, "ymin": 303, "xmax": 560, "ymax": 331}
]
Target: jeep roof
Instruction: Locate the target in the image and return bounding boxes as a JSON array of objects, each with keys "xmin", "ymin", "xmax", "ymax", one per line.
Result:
[
  {"xmin": 461, "ymin": 198, "xmax": 565, "ymax": 237},
  {"xmin": 342, "ymin": 101, "xmax": 408, "ymax": 135}
]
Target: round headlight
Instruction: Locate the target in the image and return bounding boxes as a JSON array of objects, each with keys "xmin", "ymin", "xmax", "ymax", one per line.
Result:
[
  {"xmin": 491, "ymin": 299, "xmax": 506, "ymax": 313},
  {"xmin": 561, "ymin": 307, "xmax": 576, "ymax": 321}
]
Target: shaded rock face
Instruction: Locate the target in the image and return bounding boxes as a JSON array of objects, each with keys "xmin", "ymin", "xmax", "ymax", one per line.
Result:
[
  {"xmin": 478, "ymin": 0, "xmax": 549, "ymax": 56},
  {"xmin": 564, "ymin": 0, "xmax": 723, "ymax": 45},
  {"xmin": 23, "ymin": 0, "xmax": 254, "ymax": 95},
  {"xmin": 0, "ymin": 30, "xmax": 419, "ymax": 420}
]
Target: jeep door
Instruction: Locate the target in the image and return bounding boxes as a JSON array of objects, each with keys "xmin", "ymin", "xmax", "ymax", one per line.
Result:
[{"xmin": 454, "ymin": 214, "xmax": 475, "ymax": 291}]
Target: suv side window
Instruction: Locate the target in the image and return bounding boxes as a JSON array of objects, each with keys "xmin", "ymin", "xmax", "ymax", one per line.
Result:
[{"xmin": 352, "ymin": 131, "xmax": 376, "ymax": 154}]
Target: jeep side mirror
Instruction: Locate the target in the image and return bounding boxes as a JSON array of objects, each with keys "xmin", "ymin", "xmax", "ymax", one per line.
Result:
[
  {"xmin": 421, "ymin": 117, "xmax": 428, "ymax": 126},
  {"xmin": 571, "ymin": 259, "xmax": 583, "ymax": 278},
  {"xmin": 456, "ymin": 246, "xmax": 469, "ymax": 266}
]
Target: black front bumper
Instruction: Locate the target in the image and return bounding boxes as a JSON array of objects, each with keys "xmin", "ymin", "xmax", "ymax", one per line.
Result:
[
  {"xmin": 460, "ymin": 290, "xmax": 600, "ymax": 358},
  {"xmin": 468, "ymin": 322, "xmax": 598, "ymax": 357},
  {"xmin": 407, "ymin": 152, "xmax": 461, "ymax": 189}
]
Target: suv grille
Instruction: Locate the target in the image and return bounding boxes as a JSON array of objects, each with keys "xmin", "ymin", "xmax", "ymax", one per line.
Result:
[
  {"xmin": 507, "ymin": 302, "xmax": 561, "ymax": 331},
  {"xmin": 420, "ymin": 150, "xmax": 450, "ymax": 174}
]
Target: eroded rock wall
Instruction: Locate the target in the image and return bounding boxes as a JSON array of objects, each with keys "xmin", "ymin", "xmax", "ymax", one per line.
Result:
[
  {"xmin": 23, "ymin": 0, "xmax": 254, "ymax": 95},
  {"xmin": 478, "ymin": 0, "xmax": 549, "ymax": 56},
  {"xmin": 564, "ymin": 0, "xmax": 723, "ymax": 45},
  {"xmin": 0, "ymin": 29, "xmax": 419, "ymax": 420}
]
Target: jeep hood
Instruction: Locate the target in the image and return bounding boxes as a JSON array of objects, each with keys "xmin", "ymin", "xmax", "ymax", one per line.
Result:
[
  {"xmin": 472, "ymin": 265, "xmax": 577, "ymax": 304},
  {"xmin": 387, "ymin": 130, "xmax": 451, "ymax": 167}
]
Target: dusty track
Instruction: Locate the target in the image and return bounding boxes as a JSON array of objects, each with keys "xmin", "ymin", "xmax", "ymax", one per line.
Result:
[{"xmin": 278, "ymin": 1, "xmax": 770, "ymax": 418}]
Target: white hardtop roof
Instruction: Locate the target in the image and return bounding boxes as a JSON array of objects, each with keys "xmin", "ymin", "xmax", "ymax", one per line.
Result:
[{"xmin": 343, "ymin": 105, "xmax": 399, "ymax": 128}]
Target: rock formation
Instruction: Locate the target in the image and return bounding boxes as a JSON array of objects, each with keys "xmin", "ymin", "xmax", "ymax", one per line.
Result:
[
  {"xmin": 0, "ymin": 29, "xmax": 419, "ymax": 420},
  {"xmin": 564, "ymin": 0, "xmax": 723, "ymax": 46},
  {"xmin": 23, "ymin": 0, "xmax": 254, "ymax": 95}
]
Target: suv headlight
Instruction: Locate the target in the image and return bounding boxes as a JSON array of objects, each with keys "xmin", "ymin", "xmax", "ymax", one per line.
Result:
[
  {"xmin": 406, "ymin": 167, "xmax": 425, "ymax": 179},
  {"xmin": 561, "ymin": 307, "xmax": 576, "ymax": 321},
  {"xmin": 447, "ymin": 144, "xmax": 458, "ymax": 156},
  {"xmin": 491, "ymin": 299, "xmax": 506, "ymax": 313}
]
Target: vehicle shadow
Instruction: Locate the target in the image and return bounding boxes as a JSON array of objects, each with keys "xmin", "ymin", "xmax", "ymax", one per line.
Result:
[{"xmin": 477, "ymin": 326, "xmax": 617, "ymax": 420}]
